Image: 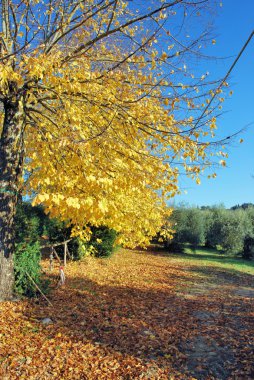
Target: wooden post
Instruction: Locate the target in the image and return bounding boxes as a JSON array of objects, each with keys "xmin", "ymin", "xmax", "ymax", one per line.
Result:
[
  {"xmin": 66, "ymin": 245, "xmax": 73, "ymax": 260},
  {"xmin": 49, "ymin": 248, "xmax": 53, "ymax": 271},
  {"xmin": 64, "ymin": 243, "xmax": 67, "ymax": 266},
  {"xmin": 52, "ymin": 247, "xmax": 61, "ymax": 263},
  {"xmin": 26, "ymin": 271, "xmax": 53, "ymax": 306}
]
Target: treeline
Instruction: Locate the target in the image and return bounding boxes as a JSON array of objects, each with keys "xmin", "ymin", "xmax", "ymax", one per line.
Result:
[
  {"xmin": 164, "ymin": 204, "xmax": 254, "ymax": 259},
  {"xmin": 14, "ymin": 201, "xmax": 254, "ymax": 297}
]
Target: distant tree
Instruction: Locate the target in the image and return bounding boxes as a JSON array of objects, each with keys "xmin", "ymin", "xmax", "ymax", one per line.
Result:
[
  {"xmin": 182, "ymin": 208, "xmax": 206, "ymax": 247},
  {"xmin": 205, "ymin": 208, "xmax": 226, "ymax": 249},
  {"xmin": 165, "ymin": 205, "xmax": 254, "ymax": 258},
  {"xmin": 166, "ymin": 207, "xmax": 206, "ymax": 249},
  {"xmin": 231, "ymin": 203, "xmax": 254, "ymax": 210},
  {"xmin": 206, "ymin": 208, "xmax": 248, "ymax": 254},
  {"xmin": 202, "ymin": 208, "xmax": 213, "ymax": 247},
  {"xmin": 219, "ymin": 210, "xmax": 248, "ymax": 254},
  {"xmin": 243, "ymin": 207, "xmax": 254, "ymax": 259}
]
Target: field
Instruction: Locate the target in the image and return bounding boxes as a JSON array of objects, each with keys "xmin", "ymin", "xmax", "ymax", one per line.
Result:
[{"xmin": 0, "ymin": 247, "xmax": 253, "ymax": 379}]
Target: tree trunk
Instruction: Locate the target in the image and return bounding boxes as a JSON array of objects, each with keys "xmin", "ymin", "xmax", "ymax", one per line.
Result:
[{"xmin": 0, "ymin": 94, "xmax": 25, "ymax": 300}]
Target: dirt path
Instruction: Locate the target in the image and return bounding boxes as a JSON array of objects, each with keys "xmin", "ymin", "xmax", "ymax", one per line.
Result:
[
  {"xmin": 0, "ymin": 249, "xmax": 253, "ymax": 379},
  {"xmin": 175, "ymin": 266, "xmax": 254, "ymax": 379}
]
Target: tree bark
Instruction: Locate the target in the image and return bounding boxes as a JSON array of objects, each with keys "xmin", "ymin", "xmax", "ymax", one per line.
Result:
[{"xmin": 0, "ymin": 94, "xmax": 25, "ymax": 300}]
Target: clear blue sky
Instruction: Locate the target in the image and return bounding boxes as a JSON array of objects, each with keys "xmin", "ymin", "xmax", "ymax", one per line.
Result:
[{"xmin": 172, "ymin": 0, "xmax": 254, "ymax": 209}]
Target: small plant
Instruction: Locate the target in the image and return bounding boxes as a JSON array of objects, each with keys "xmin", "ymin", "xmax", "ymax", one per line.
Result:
[{"xmin": 14, "ymin": 242, "xmax": 45, "ymax": 297}]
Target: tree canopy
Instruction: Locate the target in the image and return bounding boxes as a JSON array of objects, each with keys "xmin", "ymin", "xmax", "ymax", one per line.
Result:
[{"xmin": 0, "ymin": 0, "xmax": 227, "ymax": 248}]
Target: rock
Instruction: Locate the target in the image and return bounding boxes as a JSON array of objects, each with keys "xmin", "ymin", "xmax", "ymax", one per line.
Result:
[{"xmin": 41, "ymin": 317, "xmax": 53, "ymax": 325}]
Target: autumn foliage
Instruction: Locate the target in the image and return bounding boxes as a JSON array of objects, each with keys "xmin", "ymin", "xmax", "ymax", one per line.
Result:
[
  {"xmin": 0, "ymin": 1, "xmax": 232, "ymax": 302},
  {"xmin": 0, "ymin": 248, "xmax": 253, "ymax": 379},
  {"xmin": 0, "ymin": 0, "xmax": 229, "ymax": 251}
]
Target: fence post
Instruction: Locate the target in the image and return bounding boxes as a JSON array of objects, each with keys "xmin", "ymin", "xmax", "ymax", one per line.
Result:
[
  {"xmin": 64, "ymin": 243, "xmax": 67, "ymax": 266},
  {"xmin": 49, "ymin": 247, "xmax": 53, "ymax": 271}
]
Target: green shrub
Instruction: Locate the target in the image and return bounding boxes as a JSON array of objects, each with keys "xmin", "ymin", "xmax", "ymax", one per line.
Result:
[
  {"xmin": 15, "ymin": 202, "xmax": 46, "ymax": 243},
  {"xmin": 68, "ymin": 238, "xmax": 83, "ymax": 260},
  {"xmin": 72, "ymin": 239, "xmax": 97, "ymax": 260},
  {"xmin": 14, "ymin": 242, "xmax": 45, "ymax": 297},
  {"xmin": 44, "ymin": 217, "xmax": 71, "ymax": 242},
  {"xmin": 14, "ymin": 202, "xmax": 117, "ymax": 265},
  {"xmin": 86, "ymin": 226, "xmax": 117, "ymax": 257}
]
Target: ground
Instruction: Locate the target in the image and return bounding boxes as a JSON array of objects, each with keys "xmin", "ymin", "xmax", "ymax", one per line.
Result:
[{"xmin": 0, "ymin": 247, "xmax": 253, "ymax": 379}]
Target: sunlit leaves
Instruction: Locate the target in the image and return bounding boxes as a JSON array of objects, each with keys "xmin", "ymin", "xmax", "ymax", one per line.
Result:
[{"xmin": 0, "ymin": 0, "xmax": 229, "ymax": 246}]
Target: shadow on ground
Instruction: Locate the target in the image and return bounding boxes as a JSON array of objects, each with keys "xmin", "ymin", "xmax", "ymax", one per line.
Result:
[{"xmin": 21, "ymin": 256, "xmax": 254, "ymax": 379}]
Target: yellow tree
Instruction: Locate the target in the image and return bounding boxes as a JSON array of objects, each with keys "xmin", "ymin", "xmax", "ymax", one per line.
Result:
[{"xmin": 0, "ymin": 0, "xmax": 226, "ymax": 299}]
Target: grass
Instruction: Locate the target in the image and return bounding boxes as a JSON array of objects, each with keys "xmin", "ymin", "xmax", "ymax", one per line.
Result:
[{"xmin": 169, "ymin": 245, "xmax": 254, "ymax": 276}]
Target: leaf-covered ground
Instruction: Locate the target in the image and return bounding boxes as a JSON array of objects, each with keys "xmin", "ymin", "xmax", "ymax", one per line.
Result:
[{"xmin": 0, "ymin": 248, "xmax": 253, "ymax": 379}]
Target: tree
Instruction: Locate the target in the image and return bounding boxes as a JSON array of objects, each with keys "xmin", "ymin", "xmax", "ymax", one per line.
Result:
[
  {"xmin": 205, "ymin": 207, "xmax": 225, "ymax": 248},
  {"xmin": 206, "ymin": 208, "xmax": 249, "ymax": 254},
  {"xmin": 243, "ymin": 207, "xmax": 254, "ymax": 259},
  {"xmin": 0, "ymin": 0, "xmax": 227, "ymax": 299},
  {"xmin": 165, "ymin": 207, "xmax": 206, "ymax": 250},
  {"xmin": 182, "ymin": 208, "xmax": 206, "ymax": 247},
  {"xmin": 219, "ymin": 210, "xmax": 248, "ymax": 254},
  {"xmin": 231, "ymin": 203, "xmax": 254, "ymax": 210}
]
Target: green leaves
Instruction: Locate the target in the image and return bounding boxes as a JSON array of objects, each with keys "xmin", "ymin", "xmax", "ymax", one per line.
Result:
[{"xmin": 14, "ymin": 242, "xmax": 42, "ymax": 297}]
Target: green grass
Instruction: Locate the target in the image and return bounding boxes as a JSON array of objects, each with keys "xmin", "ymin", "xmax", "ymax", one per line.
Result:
[{"xmin": 168, "ymin": 246, "xmax": 254, "ymax": 276}]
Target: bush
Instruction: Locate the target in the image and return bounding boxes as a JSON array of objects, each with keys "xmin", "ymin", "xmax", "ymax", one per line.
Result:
[
  {"xmin": 86, "ymin": 226, "xmax": 117, "ymax": 257},
  {"xmin": 68, "ymin": 238, "xmax": 84, "ymax": 260},
  {"xmin": 14, "ymin": 242, "xmax": 46, "ymax": 297},
  {"xmin": 72, "ymin": 239, "xmax": 96, "ymax": 260},
  {"xmin": 44, "ymin": 217, "xmax": 71, "ymax": 243},
  {"xmin": 14, "ymin": 202, "xmax": 117, "ymax": 266},
  {"xmin": 15, "ymin": 202, "xmax": 46, "ymax": 244}
]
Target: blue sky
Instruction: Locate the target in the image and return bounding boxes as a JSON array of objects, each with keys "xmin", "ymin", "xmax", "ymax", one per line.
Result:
[{"xmin": 172, "ymin": 0, "xmax": 254, "ymax": 208}]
